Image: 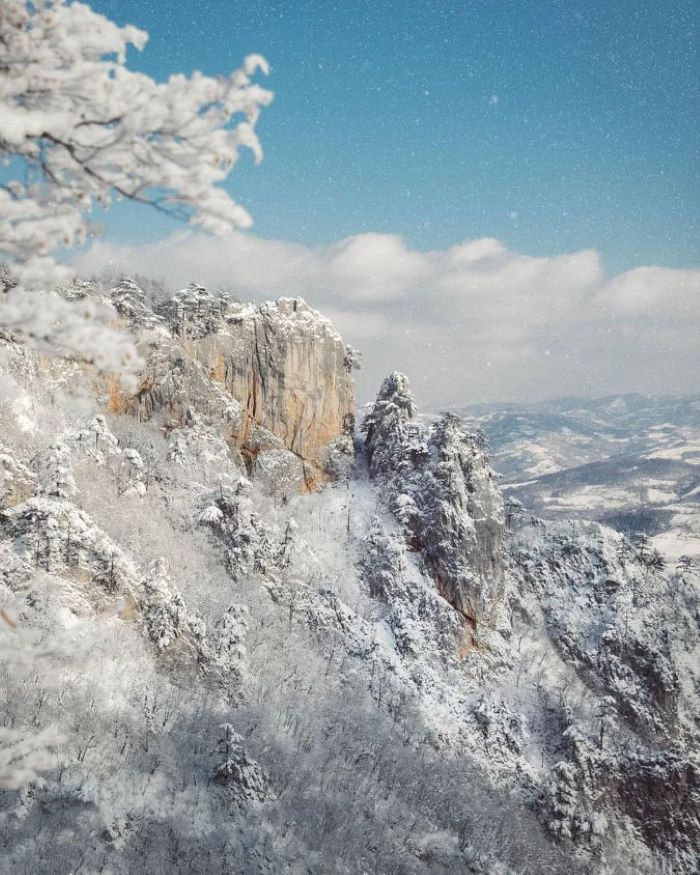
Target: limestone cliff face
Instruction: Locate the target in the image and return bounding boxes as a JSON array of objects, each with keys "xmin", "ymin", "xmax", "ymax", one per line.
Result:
[
  {"xmin": 104, "ymin": 281, "xmax": 355, "ymax": 488},
  {"xmin": 159, "ymin": 292, "xmax": 355, "ymax": 467}
]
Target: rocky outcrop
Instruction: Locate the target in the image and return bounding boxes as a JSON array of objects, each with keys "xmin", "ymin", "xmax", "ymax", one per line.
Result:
[
  {"xmin": 4, "ymin": 289, "xmax": 700, "ymax": 873},
  {"xmin": 108, "ymin": 282, "xmax": 356, "ymax": 489},
  {"xmin": 159, "ymin": 292, "xmax": 355, "ymax": 466},
  {"xmin": 508, "ymin": 516, "xmax": 699, "ymax": 868},
  {"xmin": 362, "ymin": 372, "xmax": 504, "ymax": 630}
]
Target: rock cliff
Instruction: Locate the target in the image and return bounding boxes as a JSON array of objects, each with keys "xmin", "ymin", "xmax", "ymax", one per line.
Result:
[
  {"xmin": 160, "ymin": 291, "xmax": 355, "ymax": 466},
  {"xmin": 363, "ymin": 372, "xmax": 504, "ymax": 631},
  {"xmin": 110, "ymin": 281, "xmax": 356, "ymax": 489}
]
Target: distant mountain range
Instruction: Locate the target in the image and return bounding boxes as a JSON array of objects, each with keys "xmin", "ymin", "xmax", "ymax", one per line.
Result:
[{"xmin": 450, "ymin": 394, "xmax": 700, "ymax": 561}]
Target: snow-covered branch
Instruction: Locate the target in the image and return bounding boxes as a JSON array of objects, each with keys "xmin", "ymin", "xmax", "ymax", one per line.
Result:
[
  {"xmin": 0, "ymin": 1, "xmax": 272, "ymax": 381},
  {"xmin": 0, "ymin": 0, "xmax": 272, "ymax": 292}
]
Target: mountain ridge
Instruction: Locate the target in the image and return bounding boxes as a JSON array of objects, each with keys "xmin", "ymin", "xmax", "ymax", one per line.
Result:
[{"xmin": 0, "ymin": 281, "xmax": 697, "ymax": 874}]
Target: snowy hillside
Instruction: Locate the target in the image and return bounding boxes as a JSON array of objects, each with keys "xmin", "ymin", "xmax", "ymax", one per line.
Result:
[{"xmin": 1, "ymin": 282, "xmax": 698, "ymax": 874}]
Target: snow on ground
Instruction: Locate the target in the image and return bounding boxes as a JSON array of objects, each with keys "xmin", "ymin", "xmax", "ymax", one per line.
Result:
[
  {"xmin": 645, "ymin": 442, "xmax": 700, "ymax": 464},
  {"xmin": 651, "ymin": 528, "xmax": 700, "ymax": 560}
]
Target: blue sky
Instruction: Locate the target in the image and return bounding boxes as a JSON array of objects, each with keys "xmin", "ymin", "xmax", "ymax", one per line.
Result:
[{"xmin": 89, "ymin": 0, "xmax": 698, "ymax": 275}]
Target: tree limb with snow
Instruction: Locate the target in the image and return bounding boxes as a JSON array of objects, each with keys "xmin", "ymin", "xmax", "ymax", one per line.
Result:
[{"xmin": 0, "ymin": 0, "xmax": 272, "ymax": 369}]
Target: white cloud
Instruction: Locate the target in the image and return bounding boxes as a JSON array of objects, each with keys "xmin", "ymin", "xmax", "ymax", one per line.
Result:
[
  {"xmin": 599, "ymin": 266, "xmax": 700, "ymax": 319},
  {"xmin": 72, "ymin": 231, "xmax": 700, "ymax": 406}
]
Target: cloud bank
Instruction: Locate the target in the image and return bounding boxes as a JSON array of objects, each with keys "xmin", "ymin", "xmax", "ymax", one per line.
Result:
[{"xmin": 73, "ymin": 232, "xmax": 700, "ymax": 406}]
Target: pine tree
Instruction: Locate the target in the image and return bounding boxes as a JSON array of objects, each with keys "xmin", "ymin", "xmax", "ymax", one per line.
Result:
[
  {"xmin": 647, "ymin": 549, "xmax": 666, "ymax": 577},
  {"xmin": 210, "ymin": 723, "xmax": 267, "ymax": 801},
  {"xmin": 35, "ymin": 442, "xmax": 76, "ymax": 500},
  {"xmin": 634, "ymin": 532, "xmax": 650, "ymax": 561},
  {"xmin": 505, "ymin": 498, "xmax": 525, "ymax": 532},
  {"xmin": 676, "ymin": 555, "xmax": 693, "ymax": 576},
  {"xmin": 214, "ymin": 604, "xmax": 249, "ymax": 689},
  {"xmin": 139, "ymin": 558, "xmax": 187, "ymax": 651}
]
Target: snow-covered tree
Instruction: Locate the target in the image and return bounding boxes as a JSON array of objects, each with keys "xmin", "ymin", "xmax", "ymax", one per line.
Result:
[
  {"xmin": 139, "ymin": 557, "xmax": 188, "ymax": 651},
  {"xmin": 109, "ymin": 278, "xmax": 163, "ymax": 331},
  {"xmin": 504, "ymin": 497, "xmax": 525, "ymax": 532},
  {"xmin": 0, "ymin": 0, "xmax": 272, "ymax": 368},
  {"xmin": 213, "ymin": 604, "xmax": 249, "ymax": 696},
  {"xmin": 160, "ymin": 283, "xmax": 228, "ymax": 339},
  {"xmin": 634, "ymin": 532, "xmax": 651, "ymax": 560},
  {"xmin": 0, "ymin": 611, "xmax": 63, "ymax": 790},
  {"xmin": 34, "ymin": 441, "xmax": 76, "ymax": 499},
  {"xmin": 199, "ymin": 483, "xmax": 279, "ymax": 579},
  {"xmin": 211, "ymin": 723, "xmax": 267, "ymax": 803},
  {"xmin": 69, "ymin": 414, "xmax": 120, "ymax": 460},
  {"xmin": 343, "ymin": 344, "xmax": 362, "ymax": 372},
  {"xmin": 646, "ymin": 548, "xmax": 666, "ymax": 576},
  {"xmin": 117, "ymin": 447, "xmax": 146, "ymax": 498},
  {"xmin": 676, "ymin": 554, "xmax": 694, "ymax": 577}
]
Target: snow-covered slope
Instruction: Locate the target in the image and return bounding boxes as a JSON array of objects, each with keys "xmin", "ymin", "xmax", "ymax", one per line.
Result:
[{"xmin": 0, "ymin": 283, "xmax": 697, "ymax": 874}]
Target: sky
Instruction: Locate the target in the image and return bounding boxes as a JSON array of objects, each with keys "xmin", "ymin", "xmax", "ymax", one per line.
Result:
[{"xmin": 76, "ymin": 0, "xmax": 700, "ymax": 405}]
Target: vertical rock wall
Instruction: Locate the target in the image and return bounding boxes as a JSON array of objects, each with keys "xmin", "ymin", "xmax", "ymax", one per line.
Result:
[{"xmin": 111, "ymin": 282, "xmax": 357, "ymax": 485}]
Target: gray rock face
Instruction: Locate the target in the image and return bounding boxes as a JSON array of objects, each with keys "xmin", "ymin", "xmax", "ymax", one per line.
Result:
[
  {"xmin": 363, "ymin": 372, "xmax": 505, "ymax": 631},
  {"xmin": 112, "ymin": 284, "xmax": 356, "ymax": 488},
  {"xmin": 508, "ymin": 518, "xmax": 696, "ymax": 734}
]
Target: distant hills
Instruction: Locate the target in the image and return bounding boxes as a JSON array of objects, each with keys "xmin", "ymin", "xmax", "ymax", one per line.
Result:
[{"xmin": 450, "ymin": 394, "xmax": 700, "ymax": 560}]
